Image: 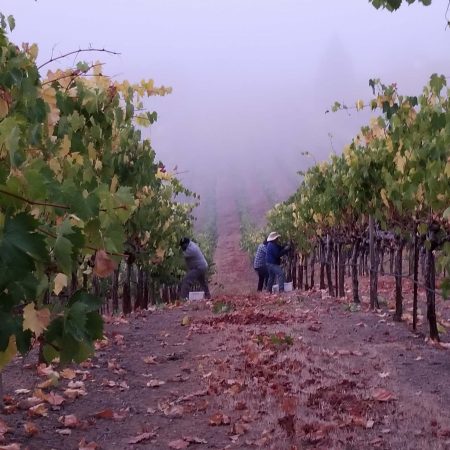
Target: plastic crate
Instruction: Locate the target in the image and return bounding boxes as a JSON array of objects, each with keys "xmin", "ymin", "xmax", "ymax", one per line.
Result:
[
  {"xmin": 272, "ymin": 284, "xmax": 279, "ymax": 293},
  {"xmin": 284, "ymin": 282, "xmax": 293, "ymax": 292},
  {"xmin": 188, "ymin": 291, "xmax": 205, "ymax": 301}
]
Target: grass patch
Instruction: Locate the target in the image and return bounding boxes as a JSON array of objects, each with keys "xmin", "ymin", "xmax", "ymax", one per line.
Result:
[
  {"xmin": 343, "ymin": 303, "xmax": 361, "ymax": 313},
  {"xmin": 212, "ymin": 301, "xmax": 234, "ymax": 314},
  {"xmin": 255, "ymin": 332, "xmax": 294, "ymax": 350}
]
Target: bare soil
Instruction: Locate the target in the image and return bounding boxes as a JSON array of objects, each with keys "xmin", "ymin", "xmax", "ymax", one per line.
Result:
[
  {"xmin": 3, "ymin": 287, "xmax": 450, "ymax": 450},
  {"xmin": 2, "ymin": 181, "xmax": 450, "ymax": 450}
]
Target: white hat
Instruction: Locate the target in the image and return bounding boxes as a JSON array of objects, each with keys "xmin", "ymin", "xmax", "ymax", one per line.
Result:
[{"xmin": 267, "ymin": 232, "xmax": 281, "ymax": 242}]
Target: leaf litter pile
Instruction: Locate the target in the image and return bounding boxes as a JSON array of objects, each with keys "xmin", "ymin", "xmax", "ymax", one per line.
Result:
[{"xmin": 3, "ymin": 289, "xmax": 450, "ymax": 449}]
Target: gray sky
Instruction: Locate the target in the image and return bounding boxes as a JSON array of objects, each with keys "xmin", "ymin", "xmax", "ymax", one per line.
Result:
[{"xmin": 3, "ymin": 0, "xmax": 450, "ymax": 198}]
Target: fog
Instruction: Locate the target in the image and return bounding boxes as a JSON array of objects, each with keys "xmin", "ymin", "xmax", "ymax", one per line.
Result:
[{"xmin": 3, "ymin": 0, "xmax": 450, "ymax": 213}]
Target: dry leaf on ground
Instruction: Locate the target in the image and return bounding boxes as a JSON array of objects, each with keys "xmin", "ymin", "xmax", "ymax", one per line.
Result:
[
  {"xmin": 168, "ymin": 439, "xmax": 189, "ymax": 449},
  {"xmin": 127, "ymin": 431, "xmax": 157, "ymax": 444},
  {"xmin": 372, "ymin": 388, "xmax": 397, "ymax": 402}
]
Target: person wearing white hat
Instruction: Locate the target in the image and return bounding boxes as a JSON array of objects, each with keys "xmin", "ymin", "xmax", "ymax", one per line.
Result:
[{"xmin": 265, "ymin": 232, "xmax": 290, "ymax": 293}]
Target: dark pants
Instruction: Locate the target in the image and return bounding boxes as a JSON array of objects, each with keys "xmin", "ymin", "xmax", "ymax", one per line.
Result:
[
  {"xmin": 180, "ymin": 268, "xmax": 211, "ymax": 300},
  {"xmin": 255, "ymin": 267, "xmax": 268, "ymax": 292},
  {"xmin": 267, "ymin": 263, "xmax": 285, "ymax": 293}
]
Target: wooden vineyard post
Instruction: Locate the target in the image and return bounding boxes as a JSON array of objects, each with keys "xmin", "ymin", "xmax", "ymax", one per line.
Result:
[
  {"xmin": 425, "ymin": 224, "xmax": 439, "ymax": 341},
  {"xmin": 351, "ymin": 238, "xmax": 360, "ymax": 303},
  {"xmin": 412, "ymin": 226, "xmax": 419, "ymax": 331},
  {"xmin": 112, "ymin": 269, "xmax": 119, "ymax": 313},
  {"xmin": 369, "ymin": 215, "xmax": 379, "ymax": 310},
  {"xmin": 393, "ymin": 236, "xmax": 404, "ymax": 322},
  {"xmin": 123, "ymin": 259, "xmax": 132, "ymax": 314},
  {"xmin": 338, "ymin": 243, "xmax": 345, "ymax": 297},
  {"xmin": 310, "ymin": 247, "xmax": 316, "ymax": 288},
  {"xmin": 325, "ymin": 234, "xmax": 335, "ymax": 297}
]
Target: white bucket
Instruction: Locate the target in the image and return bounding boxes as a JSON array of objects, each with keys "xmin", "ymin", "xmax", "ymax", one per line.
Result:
[
  {"xmin": 284, "ymin": 282, "xmax": 293, "ymax": 292},
  {"xmin": 189, "ymin": 291, "xmax": 205, "ymax": 301},
  {"xmin": 272, "ymin": 284, "xmax": 279, "ymax": 293}
]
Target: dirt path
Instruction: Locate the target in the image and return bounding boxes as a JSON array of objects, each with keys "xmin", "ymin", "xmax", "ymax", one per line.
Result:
[
  {"xmin": 3, "ymin": 293, "xmax": 450, "ymax": 449},
  {"xmin": 211, "ymin": 175, "xmax": 256, "ymax": 295}
]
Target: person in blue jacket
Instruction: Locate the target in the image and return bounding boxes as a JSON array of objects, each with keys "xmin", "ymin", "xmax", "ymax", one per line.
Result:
[{"xmin": 265, "ymin": 232, "xmax": 290, "ymax": 293}]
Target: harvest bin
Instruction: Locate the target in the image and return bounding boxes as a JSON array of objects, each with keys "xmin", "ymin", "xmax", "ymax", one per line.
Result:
[{"xmin": 189, "ymin": 291, "xmax": 205, "ymax": 300}]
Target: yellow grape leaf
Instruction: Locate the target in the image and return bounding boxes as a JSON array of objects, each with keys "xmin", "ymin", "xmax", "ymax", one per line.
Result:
[
  {"xmin": 59, "ymin": 135, "xmax": 71, "ymax": 157},
  {"xmin": 94, "ymin": 159, "xmax": 103, "ymax": 171},
  {"xmin": 23, "ymin": 303, "xmax": 51, "ymax": 338},
  {"xmin": 48, "ymin": 157, "xmax": 62, "ymax": 175},
  {"xmin": 110, "ymin": 175, "xmax": 118, "ymax": 193},
  {"xmin": 355, "ymin": 99, "xmax": 364, "ymax": 111},
  {"xmin": 0, "ymin": 336, "xmax": 17, "ymax": 370},
  {"xmin": 445, "ymin": 161, "xmax": 450, "ymax": 178},
  {"xmin": 0, "ymin": 98, "xmax": 9, "ymax": 119},
  {"xmin": 72, "ymin": 152, "xmax": 84, "ymax": 165},
  {"xmin": 88, "ymin": 143, "xmax": 97, "ymax": 161},
  {"xmin": 93, "ymin": 60, "xmax": 102, "ymax": 76},
  {"xmin": 416, "ymin": 184, "xmax": 424, "ymax": 203},
  {"xmin": 155, "ymin": 168, "xmax": 172, "ymax": 181},
  {"xmin": 380, "ymin": 189, "xmax": 389, "ymax": 207},
  {"xmin": 156, "ymin": 247, "xmax": 166, "ymax": 259},
  {"xmin": 28, "ymin": 43, "xmax": 39, "ymax": 60},
  {"xmin": 53, "ymin": 273, "xmax": 68, "ymax": 295},
  {"xmin": 135, "ymin": 115, "xmax": 150, "ymax": 127},
  {"xmin": 395, "ymin": 153, "xmax": 406, "ymax": 174},
  {"xmin": 386, "ymin": 137, "xmax": 394, "ymax": 153},
  {"xmin": 41, "ymin": 85, "xmax": 57, "ymax": 105}
]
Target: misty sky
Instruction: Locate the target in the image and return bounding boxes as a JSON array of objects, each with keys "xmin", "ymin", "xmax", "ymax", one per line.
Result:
[{"xmin": 3, "ymin": 0, "xmax": 450, "ymax": 196}]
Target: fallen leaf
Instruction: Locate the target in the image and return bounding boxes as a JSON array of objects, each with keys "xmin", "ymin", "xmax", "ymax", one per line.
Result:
[
  {"xmin": 68, "ymin": 380, "xmax": 85, "ymax": 389},
  {"xmin": 14, "ymin": 389, "xmax": 31, "ymax": 395},
  {"xmin": 64, "ymin": 388, "xmax": 87, "ymax": 399},
  {"xmin": 56, "ymin": 429, "xmax": 72, "ymax": 435},
  {"xmin": 168, "ymin": 439, "xmax": 189, "ymax": 449},
  {"xmin": 127, "ymin": 431, "xmax": 157, "ymax": 444},
  {"xmin": 45, "ymin": 391, "xmax": 65, "ymax": 406},
  {"xmin": 0, "ymin": 420, "xmax": 9, "ymax": 435},
  {"xmin": 119, "ymin": 381, "xmax": 129, "ymax": 390},
  {"xmin": 58, "ymin": 414, "xmax": 79, "ymax": 428},
  {"xmin": 209, "ymin": 412, "xmax": 230, "ymax": 426},
  {"xmin": 372, "ymin": 388, "xmax": 397, "ymax": 402},
  {"xmin": 183, "ymin": 436, "xmax": 207, "ymax": 444},
  {"xmin": 142, "ymin": 355, "xmax": 157, "ymax": 364},
  {"xmin": 28, "ymin": 403, "xmax": 48, "ymax": 417},
  {"xmin": 366, "ymin": 419, "xmax": 375, "ymax": 429},
  {"xmin": 23, "ymin": 421, "xmax": 39, "ymax": 437},
  {"xmin": 95, "ymin": 408, "xmax": 126, "ymax": 420},
  {"xmin": 0, "ymin": 444, "xmax": 21, "ymax": 450},
  {"xmin": 164, "ymin": 404, "xmax": 185, "ymax": 418},
  {"xmin": 61, "ymin": 368, "xmax": 77, "ymax": 380},
  {"xmin": 78, "ymin": 438, "xmax": 100, "ymax": 450},
  {"xmin": 37, "ymin": 378, "xmax": 56, "ymax": 389},
  {"xmin": 146, "ymin": 379, "xmax": 165, "ymax": 388},
  {"xmin": 181, "ymin": 315, "xmax": 190, "ymax": 326},
  {"xmin": 36, "ymin": 364, "xmax": 59, "ymax": 378},
  {"xmin": 378, "ymin": 372, "xmax": 390, "ymax": 378}
]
